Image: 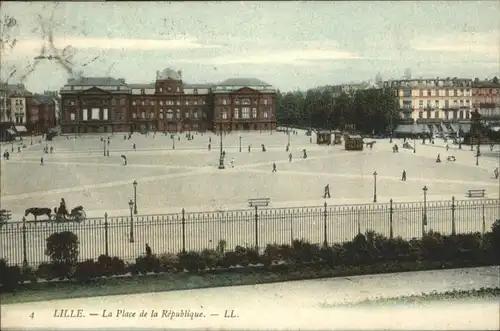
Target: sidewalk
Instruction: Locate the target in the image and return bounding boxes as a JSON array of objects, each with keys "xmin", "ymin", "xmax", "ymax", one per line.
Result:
[{"xmin": 1, "ymin": 266, "xmax": 498, "ymax": 330}]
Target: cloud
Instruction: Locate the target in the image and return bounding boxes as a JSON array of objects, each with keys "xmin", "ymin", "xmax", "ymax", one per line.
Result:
[
  {"xmin": 3, "ymin": 37, "xmax": 222, "ymax": 58},
  {"xmin": 176, "ymin": 49, "xmax": 362, "ymax": 66},
  {"xmin": 410, "ymin": 32, "xmax": 500, "ymax": 57}
]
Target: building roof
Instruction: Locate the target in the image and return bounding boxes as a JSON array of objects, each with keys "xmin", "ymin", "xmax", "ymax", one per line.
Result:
[
  {"xmin": 65, "ymin": 77, "xmax": 128, "ymax": 86},
  {"xmin": 33, "ymin": 94, "xmax": 55, "ymax": 105},
  {"xmin": 474, "ymin": 81, "xmax": 500, "ymax": 88},
  {"xmin": 128, "ymin": 83, "xmax": 156, "ymax": 89},
  {"xmin": 0, "ymin": 83, "xmax": 32, "ymax": 96},
  {"xmin": 216, "ymin": 78, "xmax": 271, "ymax": 87},
  {"xmin": 184, "ymin": 83, "xmax": 213, "ymax": 89}
]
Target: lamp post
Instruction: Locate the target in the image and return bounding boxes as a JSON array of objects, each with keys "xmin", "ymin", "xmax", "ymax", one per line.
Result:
[
  {"xmin": 11, "ymin": 139, "xmax": 14, "ymax": 152},
  {"xmin": 422, "ymin": 186, "xmax": 428, "ymax": 234},
  {"xmin": 373, "ymin": 171, "xmax": 377, "ymax": 203},
  {"xmin": 128, "ymin": 199, "xmax": 135, "ymax": 243},
  {"xmin": 103, "ymin": 140, "xmax": 106, "ymax": 156},
  {"xmin": 30, "ymin": 133, "xmax": 33, "ymax": 145},
  {"xmin": 476, "ymin": 138, "xmax": 480, "ymax": 166},
  {"xmin": 239, "ymin": 135, "xmax": 242, "ymax": 152},
  {"xmin": 172, "ymin": 135, "xmax": 175, "ymax": 150},
  {"xmin": 218, "ymin": 123, "xmax": 225, "ymax": 169},
  {"xmin": 133, "ymin": 180, "xmax": 138, "ymax": 214},
  {"xmin": 413, "ymin": 135, "xmax": 416, "ymax": 153}
]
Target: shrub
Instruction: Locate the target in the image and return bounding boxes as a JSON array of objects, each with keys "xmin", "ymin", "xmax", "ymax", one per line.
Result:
[
  {"xmin": 178, "ymin": 251, "xmax": 205, "ymax": 273},
  {"xmin": 420, "ymin": 231, "xmax": 444, "ymax": 261},
  {"xmin": 74, "ymin": 259, "xmax": 100, "ymax": 282},
  {"xmin": 21, "ymin": 264, "xmax": 38, "ymax": 283},
  {"xmin": 36, "ymin": 262, "xmax": 56, "ymax": 281},
  {"xmin": 290, "ymin": 239, "xmax": 320, "ymax": 264},
  {"xmin": 97, "ymin": 255, "xmax": 126, "ymax": 277},
  {"xmin": 377, "ymin": 237, "xmax": 412, "ymax": 261},
  {"xmin": 0, "ymin": 259, "xmax": 21, "ymax": 292},
  {"xmin": 158, "ymin": 253, "xmax": 179, "ymax": 272},
  {"xmin": 135, "ymin": 255, "xmax": 160, "ymax": 274},
  {"xmin": 200, "ymin": 249, "xmax": 220, "ymax": 270},
  {"xmin": 264, "ymin": 244, "xmax": 282, "ymax": 265},
  {"xmin": 45, "ymin": 231, "xmax": 79, "ymax": 279}
]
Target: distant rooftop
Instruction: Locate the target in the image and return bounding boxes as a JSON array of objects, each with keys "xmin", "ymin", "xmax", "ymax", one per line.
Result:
[
  {"xmin": 65, "ymin": 77, "xmax": 128, "ymax": 86},
  {"xmin": 216, "ymin": 78, "xmax": 271, "ymax": 87}
]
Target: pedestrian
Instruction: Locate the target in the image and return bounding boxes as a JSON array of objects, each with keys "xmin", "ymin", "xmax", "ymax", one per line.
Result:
[
  {"xmin": 208, "ymin": 143, "xmax": 211, "ymax": 151},
  {"xmin": 446, "ymin": 144, "xmax": 449, "ymax": 151},
  {"xmin": 209, "ymin": 137, "xmax": 211, "ymax": 143},
  {"xmin": 248, "ymin": 145, "xmax": 251, "ymax": 152},
  {"xmin": 50, "ymin": 146, "xmax": 54, "ymax": 153},
  {"xmin": 494, "ymin": 168, "xmax": 499, "ymax": 179},
  {"xmin": 272, "ymin": 162, "xmax": 277, "ymax": 172},
  {"xmin": 401, "ymin": 170, "xmax": 406, "ymax": 181},
  {"xmin": 133, "ymin": 143, "xmax": 136, "ymax": 150},
  {"xmin": 231, "ymin": 158, "xmax": 234, "ymax": 168},
  {"xmin": 324, "ymin": 184, "xmax": 331, "ymax": 198},
  {"xmin": 40, "ymin": 157, "xmax": 44, "ymax": 165},
  {"xmin": 289, "ymin": 153, "xmax": 292, "ymax": 162},
  {"xmin": 17, "ymin": 146, "xmax": 20, "ymax": 153},
  {"xmin": 490, "ymin": 144, "xmax": 494, "ymax": 152}
]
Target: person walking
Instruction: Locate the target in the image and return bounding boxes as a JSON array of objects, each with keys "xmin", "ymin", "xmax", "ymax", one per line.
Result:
[
  {"xmin": 324, "ymin": 184, "xmax": 331, "ymax": 198},
  {"xmin": 289, "ymin": 153, "xmax": 292, "ymax": 162},
  {"xmin": 231, "ymin": 158, "xmax": 234, "ymax": 168},
  {"xmin": 40, "ymin": 156, "xmax": 44, "ymax": 165},
  {"xmin": 401, "ymin": 170, "xmax": 406, "ymax": 181},
  {"xmin": 272, "ymin": 162, "xmax": 277, "ymax": 172},
  {"xmin": 494, "ymin": 167, "xmax": 499, "ymax": 179}
]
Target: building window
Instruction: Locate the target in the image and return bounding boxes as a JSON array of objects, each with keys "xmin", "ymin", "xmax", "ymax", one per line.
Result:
[
  {"xmin": 167, "ymin": 86, "xmax": 171, "ymax": 91},
  {"xmin": 111, "ymin": 99, "xmax": 117, "ymax": 106},
  {"xmin": 176, "ymin": 109, "xmax": 180, "ymax": 119},
  {"xmin": 252, "ymin": 108, "xmax": 257, "ymax": 118},
  {"xmin": 193, "ymin": 111, "xmax": 198, "ymax": 119},
  {"xmin": 184, "ymin": 112, "xmax": 190, "ymax": 118},
  {"xmin": 242, "ymin": 98, "xmax": 250, "ymax": 105},
  {"xmin": 70, "ymin": 101, "xmax": 75, "ymax": 106},
  {"xmin": 160, "ymin": 100, "xmax": 163, "ymax": 105},
  {"xmin": 150, "ymin": 100, "xmax": 155, "ymax": 106},
  {"xmin": 193, "ymin": 89, "xmax": 198, "ymax": 94},
  {"xmin": 435, "ymin": 100, "xmax": 439, "ymax": 106},
  {"xmin": 263, "ymin": 99, "xmax": 268, "ymax": 105},
  {"xmin": 418, "ymin": 111, "xmax": 423, "ymax": 119},
  {"xmin": 132, "ymin": 112, "xmax": 137, "ymax": 119},
  {"xmin": 132, "ymin": 101, "xmax": 136, "ymax": 106},
  {"xmin": 194, "ymin": 100, "xmax": 198, "ymax": 105},
  {"xmin": 167, "ymin": 110, "xmax": 173, "ymax": 119},
  {"xmin": 419, "ymin": 100, "xmax": 424, "ymax": 107},
  {"xmin": 149, "ymin": 112, "xmax": 154, "ymax": 119},
  {"xmin": 234, "ymin": 108, "xmax": 239, "ymax": 119},
  {"xmin": 222, "ymin": 110, "xmax": 228, "ymax": 119},
  {"xmin": 159, "ymin": 87, "xmax": 163, "ymax": 93},
  {"xmin": 141, "ymin": 111, "xmax": 145, "ymax": 119},
  {"xmin": 176, "ymin": 100, "xmax": 180, "ymax": 105},
  {"xmin": 103, "ymin": 108, "xmax": 108, "ymax": 120},
  {"xmin": 176, "ymin": 87, "xmax": 180, "ymax": 92},
  {"xmin": 202, "ymin": 100, "xmax": 206, "ymax": 105},
  {"xmin": 141, "ymin": 100, "xmax": 145, "ymax": 106},
  {"xmin": 466, "ymin": 111, "xmax": 470, "ymax": 119},
  {"xmin": 159, "ymin": 113, "xmax": 164, "ymax": 119},
  {"xmin": 459, "ymin": 111, "xmax": 464, "ymax": 119},
  {"xmin": 234, "ymin": 98, "xmax": 240, "ymax": 105},
  {"xmin": 185, "ymin": 100, "xmax": 189, "ymax": 105},
  {"xmin": 263, "ymin": 111, "xmax": 268, "ymax": 119},
  {"xmin": 70, "ymin": 113, "xmax": 75, "ymax": 121},
  {"xmin": 434, "ymin": 111, "xmax": 439, "ymax": 118},
  {"xmin": 242, "ymin": 107, "xmax": 250, "ymax": 119},
  {"xmin": 222, "ymin": 99, "xmax": 227, "ymax": 105}
]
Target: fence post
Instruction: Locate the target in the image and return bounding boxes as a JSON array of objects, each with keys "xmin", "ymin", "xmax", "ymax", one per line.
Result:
[
  {"xmin": 289, "ymin": 210, "xmax": 294, "ymax": 245},
  {"xmin": 323, "ymin": 202, "xmax": 328, "ymax": 247},
  {"xmin": 389, "ymin": 199, "xmax": 394, "ymax": 239},
  {"xmin": 181, "ymin": 208, "xmax": 186, "ymax": 253},
  {"xmin": 22, "ymin": 216, "xmax": 27, "ymax": 267},
  {"xmin": 451, "ymin": 196, "xmax": 456, "ymax": 236},
  {"xmin": 357, "ymin": 209, "xmax": 361, "ymax": 235},
  {"xmin": 254, "ymin": 206, "xmax": 259, "ymax": 251},
  {"xmin": 104, "ymin": 212, "xmax": 109, "ymax": 256},
  {"xmin": 481, "ymin": 204, "xmax": 486, "ymax": 248}
]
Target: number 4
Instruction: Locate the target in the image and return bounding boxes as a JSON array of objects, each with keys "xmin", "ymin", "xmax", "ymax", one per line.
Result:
[{"xmin": 29, "ymin": 312, "xmax": 34, "ymax": 319}]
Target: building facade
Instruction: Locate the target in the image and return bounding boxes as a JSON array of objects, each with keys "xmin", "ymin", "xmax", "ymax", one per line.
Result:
[
  {"xmin": 472, "ymin": 81, "xmax": 500, "ymax": 120},
  {"xmin": 59, "ymin": 68, "xmax": 276, "ymax": 134},
  {"xmin": 389, "ymin": 78, "xmax": 473, "ymax": 123},
  {"xmin": 27, "ymin": 94, "xmax": 57, "ymax": 134}
]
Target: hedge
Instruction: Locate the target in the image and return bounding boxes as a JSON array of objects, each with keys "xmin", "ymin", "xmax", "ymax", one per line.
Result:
[{"xmin": 1, "ymin": 219, "xmax": 499, "ymax": 292}]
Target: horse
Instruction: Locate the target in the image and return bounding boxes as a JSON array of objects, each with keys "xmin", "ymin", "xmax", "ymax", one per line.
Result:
[{"xmin": 25, "ymin": 207, "xmax": 52, "ymax": 221}]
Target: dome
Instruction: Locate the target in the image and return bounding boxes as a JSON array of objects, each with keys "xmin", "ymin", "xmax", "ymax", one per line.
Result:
[{"xmin": 156, "ymin": 68, "xmax": 182, "ymax": 81}]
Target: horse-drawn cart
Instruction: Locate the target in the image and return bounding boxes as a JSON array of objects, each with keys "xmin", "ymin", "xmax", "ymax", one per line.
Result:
[{"xmin": 54, "ymin": 206, "xmax": 86, "ymax": 223}]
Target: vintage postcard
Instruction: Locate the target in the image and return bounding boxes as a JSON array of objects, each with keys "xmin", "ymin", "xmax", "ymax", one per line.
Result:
[{"xmin": 0, "ymin": 1, "xmax": 499, "ymax": 330}]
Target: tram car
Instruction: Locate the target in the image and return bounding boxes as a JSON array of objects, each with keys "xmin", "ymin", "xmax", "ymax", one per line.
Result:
[{"xmin": 344, "ymin": 134, "xmax": 364, "ymax": 151}]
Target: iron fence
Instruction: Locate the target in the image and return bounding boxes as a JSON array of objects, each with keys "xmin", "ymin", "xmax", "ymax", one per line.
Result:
[{"xmin": 1, "ymin": 197, "xmax": 499, "ymax": 266}]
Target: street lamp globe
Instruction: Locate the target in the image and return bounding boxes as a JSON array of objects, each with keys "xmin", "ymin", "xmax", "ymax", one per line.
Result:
[
  {"xmin": 128, "ymin": 199, "xmax": 134, "ymax": 212},
  {"xmin": 133, "ymin": 180, "xmax": 137, "ymax": 188}
]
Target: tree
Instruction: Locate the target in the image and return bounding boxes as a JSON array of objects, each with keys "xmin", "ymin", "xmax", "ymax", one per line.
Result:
[{"xmin": 492, "ymin": 76, "xmax": 499, "ymax": 85}]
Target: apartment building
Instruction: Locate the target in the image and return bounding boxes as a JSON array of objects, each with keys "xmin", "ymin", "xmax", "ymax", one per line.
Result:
[
  {"xmin": 59, "ymin": 68, "xmax": 277, "ymax": 134},
  {"xmin": 472, "ymin": 81, "xmax": 500, "ymax": 119},
  {"xmin": 389, "ymin": 78, "xmax": 473, "ymax": 123}
]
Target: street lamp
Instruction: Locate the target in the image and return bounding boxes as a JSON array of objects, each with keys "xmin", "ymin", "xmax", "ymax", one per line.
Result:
[
  {"xmin": 476, "ymin": 138, "xmax": 480, "ymax": 166},
  {"xmin": 128, "ymin": 199, "xmax": 135, "ymax": 243},
  {"xmin": 103, "ymin": 140, "xmax": 106, "ymax": 156},
  {"xmin": 11, "ymin": 139, "xmax": 13, "ymax": 152},
  {"xmin": 422, "ymin": 186, "xmax": 428, "ymax": 235},
  {"xmin": 172, "ymin": 135, "xmax": 175, "ymax": 150},
  {"xmin": 239, "ymin": 135, "xmax": 242, "ymax": 152},
  {"xmin": 218, "ymin": 123, "xmax": 225, "ymax": 169},
  {"xmin": 413, "ymin": 135, "xmax": 416, "ymax": 153},
  {"xmin": 133, "ymin": 180, "xmax": 138, "ymax": 214},
  {"xmin": 373, "ymin": 171, "xmax": 377, "ymax": 203},
  {"xmin": 30, "ymin": 133, "xmax": 33, "ymax": 145}
]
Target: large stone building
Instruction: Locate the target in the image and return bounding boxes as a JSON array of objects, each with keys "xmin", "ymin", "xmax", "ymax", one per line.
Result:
[
  {"xmin": 472, "ymin": 80, "xmax": 500, "ymax": 120},
  {"xmin": 388, "ymin": 78, "xmax": 474, "ymax": 124},
  {"xmin": 59, "ymin": 68, "xmax": 276, "ymax": 134}
]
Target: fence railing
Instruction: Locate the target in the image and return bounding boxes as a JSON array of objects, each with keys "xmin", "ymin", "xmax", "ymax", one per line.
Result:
[{"xmin": 1, "ymin": 197, "xmax": 499, "ymax": 266}]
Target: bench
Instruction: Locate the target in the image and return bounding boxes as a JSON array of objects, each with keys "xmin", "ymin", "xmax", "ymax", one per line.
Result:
[
  {"xmin": 248, "ymin": 198, "xmax": 271, "ymax": 207},
  {"xmin": 467, "ymin": 189, "xmax": 486, "ymax": 198}
]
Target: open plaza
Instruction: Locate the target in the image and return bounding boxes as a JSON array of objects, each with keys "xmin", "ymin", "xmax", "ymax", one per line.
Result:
[{"xmin": 1, "ymin": 129, "xmax": 499, "ymax": 264}]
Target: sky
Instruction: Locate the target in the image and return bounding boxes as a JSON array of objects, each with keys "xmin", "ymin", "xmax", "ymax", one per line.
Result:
[{"xmin": 1, "ymin": 1, "xmax": 499, "ymax": 93}]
